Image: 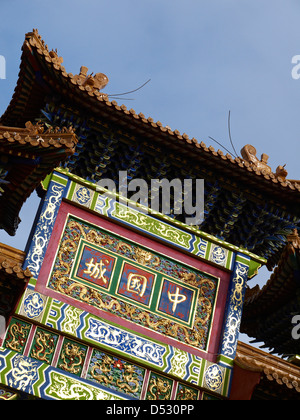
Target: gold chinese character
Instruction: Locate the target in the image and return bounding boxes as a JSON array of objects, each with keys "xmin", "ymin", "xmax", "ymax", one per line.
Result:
[
  {"xmin": 84, "ymin": 258, "xmax": 109, "ymax": 283},
  {"xmin": 168, "ymin": 287, "xmax": 187, "ymax": 312},
  {"xmin": 127, "ymin": 273, "xmax": 148, "ymax": 297}
]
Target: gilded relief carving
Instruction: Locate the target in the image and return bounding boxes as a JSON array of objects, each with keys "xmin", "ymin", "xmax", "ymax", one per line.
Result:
[
  {"xmin": 117, "ymin": 242, "xmax": 160, "ymax": 267},
  {"xmin": 90, "ymin": 354, "xmax": 114, "ymax": 386},
  {"xmin": 30, "ymin": 329, "xmax": 57, "ymax": 364},
  {"xmin": 116, "ymin": 364, "xmax": 140, "ymax": 394},
  {"xmin": 176, "ymin": 383, "xmax": 198, "ymax": 400},
  {"xmin": 146, "ymin": 373, "xmax": 172, "ymax": 400},
  {"xmin": 134, "ymin": 247, "xmax": 160, "ymax": 266},
  {"xmin": 58, "ymin": 340, "xmax": 87, "ymax": 376},
  {"xmin": 48, "ymin": 216, "xmax": 218, "ymax": 350},
  {"xmin": 88, "ymin": 350, "xmax": 145, "ymax": 399},
  {"xmin": 4, "ymin": 320, "xmax": 31, "ymax": 353}
]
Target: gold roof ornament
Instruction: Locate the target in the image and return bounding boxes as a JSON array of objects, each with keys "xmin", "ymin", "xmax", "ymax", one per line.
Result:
[
  {"xmin": 26, "ymin": 29, "xmax": 109, "ymax": 94},
  {"xmin": 241, "ymin": 144, "xmax": 272, "ymax": 175},
  {"xmin": 72, "ymin": 66, "xmax": 109, "ymax": 92},
  {"xmin": 240, "ymin": 144, "xmax": 298, "ymax": 186},
  {"xmin": 275, "ymin": 165, "xmax": 288, "ymax": 182}
]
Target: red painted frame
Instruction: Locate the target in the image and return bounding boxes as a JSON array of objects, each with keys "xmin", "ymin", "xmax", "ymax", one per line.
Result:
[{"xmin": 37, "ymin": 201, "xmax": 231, "ymax": 363}]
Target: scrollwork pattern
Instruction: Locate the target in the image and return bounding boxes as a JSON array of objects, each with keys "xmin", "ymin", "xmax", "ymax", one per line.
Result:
[
  {"xmin": 221, "ymin": 261, "xmax": 249, "ymax": 357},
  {"xmin": 26, "ymin": 183, "xmax": 64, "ymax": 278}
]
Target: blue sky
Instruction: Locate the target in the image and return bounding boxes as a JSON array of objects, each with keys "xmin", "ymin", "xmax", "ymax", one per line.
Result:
[
  {"xmin": 0, "ymin": 1, "xmax": 299, "ymax": 347},
  {"xmin": 1, "ymin": 1, "xmax": 299, "ymax": 239}
]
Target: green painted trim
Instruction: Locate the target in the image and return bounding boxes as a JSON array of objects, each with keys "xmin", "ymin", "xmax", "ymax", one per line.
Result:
[
  {"xmin": 66, "ymin": 179, "xmax": 76, "ymax": 201},
  {"xmin": 51, "ymin": 172, "xmax": 69, "ymax": 187},
  {"xmin": 217, "ymin": 354, "xmax": 234, "ymax": 368},
  {"xmin": 40, "ymin": 173, "xmax": 52, "ymax": 191}
]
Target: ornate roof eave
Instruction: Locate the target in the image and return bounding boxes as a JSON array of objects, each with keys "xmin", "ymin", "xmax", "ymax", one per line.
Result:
[
  {"xmin": 0, "ymin": 122, "xmax": 77, "ymax": 235},
  {"xmin": 243, "ymin": 229, "xmax": 300, "ymax": 312},
  {"xmin": 0, "ymin": 243, "xmax": 32, "ymax": 320},
  {"xmin": 0, "ymin": 253, "xmax": 31, "ymax": 281},
  {"xmin": 1, "ymin": 29, "xmax": 300, "ymax": 208},
  {"xmin": 236, "ymin": 341, "xmax": 300, "ymax": 396},
  {"xmin": 240, "ymin": 230, "xmax": 300, "ymax": 352}
]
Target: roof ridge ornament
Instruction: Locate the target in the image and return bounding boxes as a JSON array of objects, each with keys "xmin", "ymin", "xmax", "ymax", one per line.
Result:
[
  {"xmin": 26, "ymin": 28, "xmax": 50, "ymax": 53},
  {"xmin": 275, "ymin": 165, "xmax": 288, "ymax": 182},
  {"xmin": 241, "ymin": 144, "xmax": 291, "ymax": 182},
  {"xmin": 72, "ymin": 65, "xmax": 109, "ymax": 93},
  {"xmin": 26, "ymin": 29, "xmax": 108, "ymax": 94},
  {"xmin": 25, "ymin": 121, "xmax": 45, "ymax": 135},
  {"xmin": 241, "ymin": 144, "xmax": 272, "ymax": 175},
  {"xmin": 25, "ymin": 121, "xmax": 75, "ymax": 136},
  {"xmin": 49, "ymin": 49, "xmax": 64, "ymax": 66}
]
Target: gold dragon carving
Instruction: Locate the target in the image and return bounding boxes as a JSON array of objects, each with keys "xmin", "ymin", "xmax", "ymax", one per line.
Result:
[
  {"xmin": 59, "ymin": 342, "xmax": 85, "ymax": 375},
  {"xmin": 5, "ymin": 322, "xmax": 30, "ymax": 353},
  {"xmin": 116, "ymin": 364, "xmax": 140, "ymax": 394},
  {"xmin": 90, "ymin": 355, "xmax": 114, "ymax": 386},
  {"xmin": 147, "ymin": 376, "xmax": 172, "ymax": 400},
  {"xmin": 177, "ymin": 387, "xmax": 198, "ymax": 400},
  {"xmin": 90, "ymin": 355, "xmax": 139, "ymax": 394},
  {"xmin": 55, "ymin": 272, "xmax": 212, "ymax": 347},
  {"xmin": 31, "ymin": 330, "xmax": 55, "ymax": 363}
]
